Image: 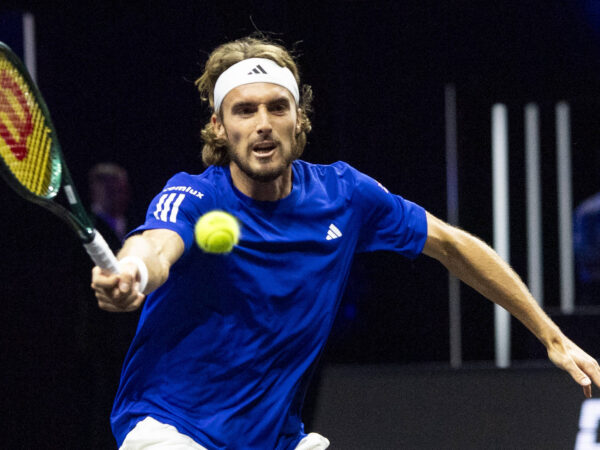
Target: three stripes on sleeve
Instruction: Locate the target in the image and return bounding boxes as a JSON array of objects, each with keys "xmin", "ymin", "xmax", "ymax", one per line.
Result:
[{"xmin": 153, "ymin": 193, "xmax": 185, "ymax": 223}]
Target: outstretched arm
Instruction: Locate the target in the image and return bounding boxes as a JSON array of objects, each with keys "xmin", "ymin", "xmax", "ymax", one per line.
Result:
[
  {"xmin": 423, "ymin": 211, "xmax": 600, "ymax": 397},
  {"xmin": 91, "ymin": 228, "xmax": 184, "ymax": 312}
]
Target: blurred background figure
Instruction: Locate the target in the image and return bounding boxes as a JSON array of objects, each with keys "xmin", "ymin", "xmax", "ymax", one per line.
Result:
[
  {"xmin": 574, "ymin": 190, "xmax": 600, "ymax": 306},
  {"xmin": 89, "ymin": 162, "xmax": 132, "ymax": 247},
  {"xmin": 85, "ymin": 162, "xmax": 140, "ymax": 449}
]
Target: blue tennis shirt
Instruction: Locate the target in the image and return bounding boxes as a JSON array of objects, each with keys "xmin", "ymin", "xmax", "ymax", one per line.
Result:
[{"xmin": 111, "ymin": 160, "xmax": 428, "ymax": 449}]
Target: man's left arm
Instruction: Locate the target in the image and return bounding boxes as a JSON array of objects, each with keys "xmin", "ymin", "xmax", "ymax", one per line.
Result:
[{"xmin": 423, "ymin": 211, "xmax": 600, "ymax": 397}]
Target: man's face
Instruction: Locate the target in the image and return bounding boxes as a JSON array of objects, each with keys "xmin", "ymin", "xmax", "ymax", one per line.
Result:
[{"xmin": 214, "ymin": 82, "xmax": 300, "ymax": 183}]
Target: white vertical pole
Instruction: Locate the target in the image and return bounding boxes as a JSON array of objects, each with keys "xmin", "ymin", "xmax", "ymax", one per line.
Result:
[
  {"xmin": 22, "ymin": 13, "xmax": 36, "ymax": 82},
  {"xmin": 556, "ymin": 102, "xmax": 575, "ymax": 314},
  {"xmin": 445, "ymin": 85, "xmax": 461, "ymax": 368},
  {"xmin": 524, "ymin": 104, "xmax": 544, "ymax": 306},
  {"xmin": 492, "ymin": 104, "xmax": 511, "ymax": 368}
]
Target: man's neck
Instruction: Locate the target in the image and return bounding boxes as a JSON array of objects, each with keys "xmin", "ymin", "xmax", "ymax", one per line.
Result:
[{"xmin": 229, "ymin": 163, "xmax": 293, "ymax": 202}]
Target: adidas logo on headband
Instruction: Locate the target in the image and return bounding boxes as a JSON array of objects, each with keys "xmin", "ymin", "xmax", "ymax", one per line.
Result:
[
  {"xmin": 247, "ymin": 64, "xmax": 267, "ymax": 75},
  {"xmin": 213, "ymin": 58, "xmax": 300, "ymax": 112}
]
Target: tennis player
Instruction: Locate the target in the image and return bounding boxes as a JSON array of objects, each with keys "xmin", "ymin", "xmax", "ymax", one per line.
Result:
[{"xmin": 91, "ymin": 35, "xmax": 600, "ymax": 450}]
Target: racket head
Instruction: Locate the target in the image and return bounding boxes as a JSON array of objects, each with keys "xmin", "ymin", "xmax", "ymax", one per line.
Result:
[
  {"xmin": 0, "ymin": 41, "xmax": 62, "ymax": 201},
  {"xmin": 0, "ymin": 41, "xmax": 95, "ymax": 242}
]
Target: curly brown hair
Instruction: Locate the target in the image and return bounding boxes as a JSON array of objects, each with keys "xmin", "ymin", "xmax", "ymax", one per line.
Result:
[{"xmin": 195, "ymin": 35, "xmax": 313, "ymax": 167}]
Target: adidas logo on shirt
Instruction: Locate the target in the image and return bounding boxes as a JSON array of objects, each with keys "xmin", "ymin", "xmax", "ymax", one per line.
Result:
[
  {"xmin": 247, "ymin": 64, "xmax": 267, "ymax": 75},
  {"xmin": 326, "ymin": 223, "xmax": 343, "ymax": 241}
]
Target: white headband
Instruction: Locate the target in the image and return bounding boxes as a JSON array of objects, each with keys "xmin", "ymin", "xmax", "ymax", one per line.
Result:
[{"xmin": 213, "ymin": 58, "xmax": 300, "ymax": 112}]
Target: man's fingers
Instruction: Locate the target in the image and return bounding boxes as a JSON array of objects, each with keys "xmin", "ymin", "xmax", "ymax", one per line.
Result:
[
  {"xmin": 577, "ymin": 357, "xmax": 600, "ymax": 399},
  {"xmin": 585, "ymin": 359, "xmax": 600, "ymax": 388},
  {"xmin": 131, "ymin": 292, "xmax": 145, "ymax": 309},
  {"xmin": 118, "ymin": 271, "xmax": 135, "ymax": 295},
  {"xmin": 548, "ymin": 338, "xmax": 600, "ymax": 397},
  {"xmin": 91, "ymin": 266, "xmax": 119, "ymax": 290},
  {"xmin": 92, "ymin": 266, "xmax": 137, "ymax": 297},
  {"xmin": 91, "ymin": 263, "xmax": 145, "ymax": 312},
  {"xmin": 560, "ymin": 357, "xmax": 591, "ymax": 388},
  {"xmin": 568, "ymin": 367, "xmax": 589, "ymax": 389},
  {"xmin": 97, "ymin": 292, "xmax": 144, "ymax": 312}
]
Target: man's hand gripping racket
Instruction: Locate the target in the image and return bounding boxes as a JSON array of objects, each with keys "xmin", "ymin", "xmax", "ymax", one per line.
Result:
[{"xmin": 0, "ymin": 41, "xmax": 146, "ymax": 295}]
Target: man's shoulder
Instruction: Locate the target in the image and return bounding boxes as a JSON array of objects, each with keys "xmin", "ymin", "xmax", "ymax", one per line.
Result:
[
  {"xmin": 162, "ymin": 166, "xmax": 227, "ymax": 193},
  {"xmin": 146, "ymin": 167, "xmax": 228, "ymax": 212},
  {"xmin": 294, "ymin": 160, "xmax": 358, "ymax": 181},
  {"xmin": 293, "ymin": 160, "xmax": 362, "ymax": 205}
]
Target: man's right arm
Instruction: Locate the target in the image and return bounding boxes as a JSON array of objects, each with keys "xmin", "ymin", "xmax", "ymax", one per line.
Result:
[{"xmin": 91, "ymin": 228, "xmax": 185, "ymax": 312}]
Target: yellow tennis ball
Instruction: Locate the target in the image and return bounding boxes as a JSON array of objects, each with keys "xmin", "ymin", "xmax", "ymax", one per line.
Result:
[{"xmin": 194, "ymin": 210, "xmax": 240, "ymax": 254}]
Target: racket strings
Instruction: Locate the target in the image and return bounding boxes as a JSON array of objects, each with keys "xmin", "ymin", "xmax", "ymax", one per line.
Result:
[{"xmin": 0, "ymin": 55, "xmax": 55, "ymax": 197}]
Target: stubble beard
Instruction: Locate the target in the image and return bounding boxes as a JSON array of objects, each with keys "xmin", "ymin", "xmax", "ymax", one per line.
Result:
[{"xmin": 227, "ymin": 140, "xmax": 298, "ymax": 183}]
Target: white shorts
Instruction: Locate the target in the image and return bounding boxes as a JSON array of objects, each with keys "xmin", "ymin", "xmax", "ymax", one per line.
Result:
[{"xmin": 119, "ymin": 416, "xmax": 330, "ymax": 450}]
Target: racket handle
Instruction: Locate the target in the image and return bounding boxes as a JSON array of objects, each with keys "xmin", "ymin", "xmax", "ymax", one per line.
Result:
[{"xmin": 84, "ymin": 230, "xmax": 120, "ymax": 273}]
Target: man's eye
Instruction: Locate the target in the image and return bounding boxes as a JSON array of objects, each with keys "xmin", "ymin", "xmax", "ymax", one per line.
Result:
[
  {"xmin": 271, "ymin": 103, "xmax": 287, "ymax": 113},
  {"xmin": 235, "ymin": 107, "xmax": 254, "ymax": 115}
]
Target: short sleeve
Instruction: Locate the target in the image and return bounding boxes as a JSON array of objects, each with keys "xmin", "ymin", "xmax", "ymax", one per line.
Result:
[
  {"xmin": 128, "ymin": 172, "xmax": 216, "ymax": 252},
  {"xmin": 352, "ymin": 168, "xmax": 428, "ymax": 258}
]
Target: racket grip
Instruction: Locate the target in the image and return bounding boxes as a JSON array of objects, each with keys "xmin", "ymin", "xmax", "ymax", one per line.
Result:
[{"xmin": 84, "ymin": 230, "xmax": 120, "ymax": 273}]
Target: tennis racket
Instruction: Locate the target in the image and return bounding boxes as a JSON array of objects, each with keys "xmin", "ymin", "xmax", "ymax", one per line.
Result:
[{"xmin": 0, "ymin": 41, "xmax": 119, "ymax": 273}]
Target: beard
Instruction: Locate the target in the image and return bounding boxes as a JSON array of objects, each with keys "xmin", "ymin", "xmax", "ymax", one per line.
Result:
[{"xmin": 227, "ymin": 139, "xmax": 298, "ymax": 183}]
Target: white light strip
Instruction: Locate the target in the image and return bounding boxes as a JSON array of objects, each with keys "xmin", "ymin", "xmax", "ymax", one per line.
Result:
[
  {"xmin": 492, "ymin": 103, "xmax": 510, "ymax": 368},
  {"xmin": 22, "ymin": 13, "xmax": 36, "ymax": 83},
  {"xmin": 524, "ymin": 103, "xmax": 544, "ymax": 306},
  {"xmin": 445, "ymin": 84, "xmax": 462, "ymax": 368},
  {"xmin": 556, "ymin": 102, "xmax": 575, "ymax": 314}
]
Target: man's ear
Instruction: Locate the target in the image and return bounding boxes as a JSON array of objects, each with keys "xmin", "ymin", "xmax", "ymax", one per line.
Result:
[
  {"xmin": 211, "ymin": 113, "xmax": 225, "ymax": 139},
  {"xmin": 296, "ymin": 108, "xmax": 302, "ymax": 134}
]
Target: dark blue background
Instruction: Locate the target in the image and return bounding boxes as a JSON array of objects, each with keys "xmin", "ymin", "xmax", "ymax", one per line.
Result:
[{"xmin": 1, "ymin": 1, "xmax": 599, "ymax": 447}]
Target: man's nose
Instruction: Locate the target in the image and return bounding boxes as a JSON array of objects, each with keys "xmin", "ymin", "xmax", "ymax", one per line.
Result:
[{"xmin": 255, "ymin": 106, "xmax": 272, "ymax": 135}]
